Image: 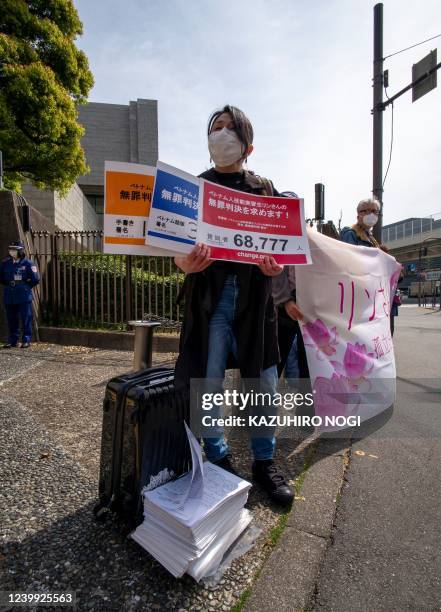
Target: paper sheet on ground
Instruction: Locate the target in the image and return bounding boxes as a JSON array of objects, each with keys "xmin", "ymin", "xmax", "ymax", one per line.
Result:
[
  {"xmin": 178, "ymin": 422, "xmax": 205, "ymax": 508},
  {"xmin": 144, "ymin": 462, "xmax": 251, "ymax": 528}
]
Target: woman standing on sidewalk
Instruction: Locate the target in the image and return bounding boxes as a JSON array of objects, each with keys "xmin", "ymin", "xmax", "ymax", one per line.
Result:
[{"xmin": 174, "ymin": 105, "xmax": 294, "ymax": 505}]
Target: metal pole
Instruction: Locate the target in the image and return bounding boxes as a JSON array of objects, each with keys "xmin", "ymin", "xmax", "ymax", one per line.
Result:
[
  {"xmin": 418, "ymin": 247, "xmax": 422, "ymax": 307},
  {"xmin": 128, "ymin": 321, "xmax": 160, "ymax": 371},
  {"xmin": 125, "ymin": 255, "xmax": 132, "ymax": 327},
  {"xmin": 372, "ymin": 3, "xmax": 384, "ymax": 243}
]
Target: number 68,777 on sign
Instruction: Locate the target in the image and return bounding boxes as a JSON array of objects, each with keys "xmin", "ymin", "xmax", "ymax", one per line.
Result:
[{"xmin": 233, "ymin": 234, "xmax": 288, "ymax": 251}]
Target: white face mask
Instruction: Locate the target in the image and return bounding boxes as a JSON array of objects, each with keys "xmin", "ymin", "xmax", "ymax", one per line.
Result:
[
  {"xmin": 362, "ymin": 213, "xmax": 379, "ymax": 227},
  {"xmin": 208, "ymin": 128, "xmax": 244, "ymax": 167}
]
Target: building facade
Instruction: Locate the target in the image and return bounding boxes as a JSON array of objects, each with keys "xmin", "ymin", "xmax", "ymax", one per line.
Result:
[
  {"xmin": 382, "ymin": 213, "xmax": 441, "ymax": 292},
  {"xmin": 22, "ymin": 98, "xmax": 159, "ymax": 230}
]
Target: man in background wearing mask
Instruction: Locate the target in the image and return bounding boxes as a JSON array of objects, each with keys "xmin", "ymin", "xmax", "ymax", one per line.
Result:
[
  {"xmin": 340, "ymin": 198, "xmax": 381, "ymax": 247},
  {"xmin": 0, "ymin": 240, "xmax": 40, "ymax": 348}
]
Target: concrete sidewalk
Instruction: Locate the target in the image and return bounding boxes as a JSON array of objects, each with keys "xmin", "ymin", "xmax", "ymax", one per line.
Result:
[{"xmin": 245, "ymin": 438, "xmax": 349, "ymax": 612}]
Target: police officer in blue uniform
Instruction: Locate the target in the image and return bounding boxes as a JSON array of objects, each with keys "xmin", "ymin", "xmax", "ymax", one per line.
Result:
[{"xmin": 0, "ymin": 240, "xmax": 40, "ymax": 348}]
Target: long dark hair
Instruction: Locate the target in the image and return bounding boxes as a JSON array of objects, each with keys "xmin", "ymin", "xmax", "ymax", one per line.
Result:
[{"xmin": 207, "ymin": 105, "xmax": 254, "ymax": 161}]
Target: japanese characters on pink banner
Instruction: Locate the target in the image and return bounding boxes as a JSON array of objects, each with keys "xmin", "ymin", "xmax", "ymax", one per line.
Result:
[
  {"xmin": 197, "ymin": 181, "xmax": 311, "ymax": 265},
  {"xmin": 295, "ymin": 230, "xmax": 402, "ymax": 430}
]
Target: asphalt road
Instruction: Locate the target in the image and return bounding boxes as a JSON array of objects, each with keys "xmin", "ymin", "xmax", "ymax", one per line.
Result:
[{"xmin": 314, "ymin": 306, "xmax": 441, "ymax": 611}]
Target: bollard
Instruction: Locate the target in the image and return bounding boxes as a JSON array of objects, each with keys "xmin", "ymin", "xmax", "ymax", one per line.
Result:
[{"xmin": 128, "ymin": 321, "xmax": 161, "ymax": 371}]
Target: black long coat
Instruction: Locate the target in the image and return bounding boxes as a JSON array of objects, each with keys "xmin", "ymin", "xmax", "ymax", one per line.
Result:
[{"xmin": 174, "ymin": 168, "xmax": 280, "ymax": 389}]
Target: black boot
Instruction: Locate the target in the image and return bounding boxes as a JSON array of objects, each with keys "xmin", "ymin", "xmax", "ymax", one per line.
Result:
[{"xmin": 252, "ymin": 459, "xmax": 294, "ymax": 505}]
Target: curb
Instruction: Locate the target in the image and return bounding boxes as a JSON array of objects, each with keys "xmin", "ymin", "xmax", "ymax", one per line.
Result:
[
  {"xmin": 244, "ymin": 437, "xmax": 350, "ymax": 612},
  {"xmin": 37, "ymin": 326, "xmax": 180, "ymax": 353}
]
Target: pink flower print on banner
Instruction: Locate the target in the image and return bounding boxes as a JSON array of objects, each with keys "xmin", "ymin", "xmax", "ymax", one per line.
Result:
[
  {"xmin": 302, "ymin": 319, "xmax": 338, "ymax": 359},
  {"xmin": 331, "ymin": 342, "xmax": 375, "ymax": 389},
  {"xmin": 313, "ymin": 373, "xmax": 360, "ymax": 420},
  {"xmin": 344, "ymin": 342, "xmax": 375, "ymax": 380}
]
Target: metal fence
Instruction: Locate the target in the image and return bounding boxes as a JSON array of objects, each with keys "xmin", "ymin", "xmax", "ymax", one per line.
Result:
[{"xmin": 30, "ymin": 231, "xmax": 184, "ymax": 331}]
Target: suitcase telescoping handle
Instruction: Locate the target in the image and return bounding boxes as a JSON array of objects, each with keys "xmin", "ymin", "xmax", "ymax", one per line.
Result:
[{"xmin": 128, "ymin": 321, "xmax": 161, "ymax": 371}]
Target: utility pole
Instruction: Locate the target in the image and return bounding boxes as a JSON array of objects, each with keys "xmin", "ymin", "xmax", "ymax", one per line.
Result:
[
  {"xmin": 371, "ymin": 5, "xmax": 440, "ymax": 244},
  {"xmin": 372, "ymin": 3, "xmax": 384, "ymax": 243}
]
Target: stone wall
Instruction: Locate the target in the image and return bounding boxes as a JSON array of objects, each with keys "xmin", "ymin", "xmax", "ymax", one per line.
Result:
[
  {"xmin": 21, "ymin": 183, "xmax": 55, "ymax": 223},
  {"xmin": 22, "ymin": 182, "xmax": 101, "ymax": 231},
  {"xmin": 53, "ymin": 183, "xmax": 101, "ymax": 231}
]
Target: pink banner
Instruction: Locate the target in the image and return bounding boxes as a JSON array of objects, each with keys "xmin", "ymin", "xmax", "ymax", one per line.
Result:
[{"xmin": 296, "ymin": 230, "xmax": 402, "ymax": 430}]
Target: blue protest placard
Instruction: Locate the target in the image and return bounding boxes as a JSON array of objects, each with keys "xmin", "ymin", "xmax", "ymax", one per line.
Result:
[{"xmin": 147, "ymin": 162, "xmax": 200, "ymax": 254}]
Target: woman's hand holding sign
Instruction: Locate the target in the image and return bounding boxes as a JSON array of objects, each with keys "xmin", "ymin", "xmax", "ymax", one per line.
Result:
[
  {"xmin": 258, "ymin": 256, "xmax": 284, "ymax": 277},
  {"xmin": 174, "ymin": 243, "xmax": 212, "ymax": 274}
]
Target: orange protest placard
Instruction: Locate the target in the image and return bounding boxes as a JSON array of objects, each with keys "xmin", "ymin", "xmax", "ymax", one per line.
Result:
[{"xmin": 105, "ymin": 171, "xmax": 154, "ymax": 216}]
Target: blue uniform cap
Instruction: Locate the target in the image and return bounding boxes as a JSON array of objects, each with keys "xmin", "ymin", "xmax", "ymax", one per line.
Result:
[{"xmin": 8, "ymin": 241, "xmax": 25, "ymax": 250}]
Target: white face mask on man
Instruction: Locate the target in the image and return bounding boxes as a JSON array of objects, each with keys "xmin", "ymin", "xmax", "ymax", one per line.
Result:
[
  {"xmin": 208, "ymin": 128, "xmax": 244, "ymax": 167},
  {"xmin": 362, "ymin": 213, "xmax": 379, "ymax": 227}
]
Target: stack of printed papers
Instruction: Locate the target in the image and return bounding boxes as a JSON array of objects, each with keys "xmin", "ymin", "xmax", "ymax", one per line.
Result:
[{"xmin": 131, "ymin": 424, "xmax": 252, "ymax": 580}]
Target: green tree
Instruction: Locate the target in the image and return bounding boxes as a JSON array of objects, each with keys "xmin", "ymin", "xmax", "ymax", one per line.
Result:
[{"xmin": 0, "ymin": 0, "xmax": 94, "ymax": 193}]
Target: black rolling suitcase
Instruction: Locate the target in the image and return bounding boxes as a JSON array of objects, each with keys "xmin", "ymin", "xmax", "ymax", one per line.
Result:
[
  {"xmin": 94, "ymin": 366, "xmax": 191, "ymax": 526},
  {"xmin": 124, "ymin": 375, "xmax": 191, "ymax": 524}
]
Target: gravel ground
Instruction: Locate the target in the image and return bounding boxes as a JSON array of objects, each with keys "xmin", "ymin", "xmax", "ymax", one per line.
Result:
[
  {"xmin": 0, "ymin": 347, "xmax": 43, "ymax": 384},
  {"xmin": 0, "ymin": 344, "xmax": 175, "ymax": 475},
  {"xmin": 0, "ymin": 343, "xmax": 314, "ymax": 611}
]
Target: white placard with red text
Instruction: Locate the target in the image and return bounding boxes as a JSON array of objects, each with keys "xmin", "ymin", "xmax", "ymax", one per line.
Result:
[{"xmin": 196, "ymin": 180, "xmax": 311, "ymax": 265}]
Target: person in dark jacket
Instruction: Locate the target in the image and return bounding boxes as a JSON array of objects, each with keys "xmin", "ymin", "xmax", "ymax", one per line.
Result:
[
  {"xmin": 340, "ymin": 198, "xmax": 381, "ymax": 247},
  {"xmin": 272, "ymin": 266, "xmax": 314, "ymax": 431},
  {"xmin": 272, "ymin": 266, "xmax": 308, "ymax": 379},
  {"xmin": 270, "ymin": 192, "xmax": 309, "ymax": 383},
  {"xmin": 174, "ymin": 105, "xmax": 294, "ymax": 505},
  {"xmin": 0, "ymin": 240, "xmax": 40, "ymax": 348}
]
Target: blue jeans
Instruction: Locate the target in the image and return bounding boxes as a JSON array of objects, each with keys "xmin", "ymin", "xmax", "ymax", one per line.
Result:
[{"xmin": 203, "ymin": 275, "xmax": 278, "ymax": 461}]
